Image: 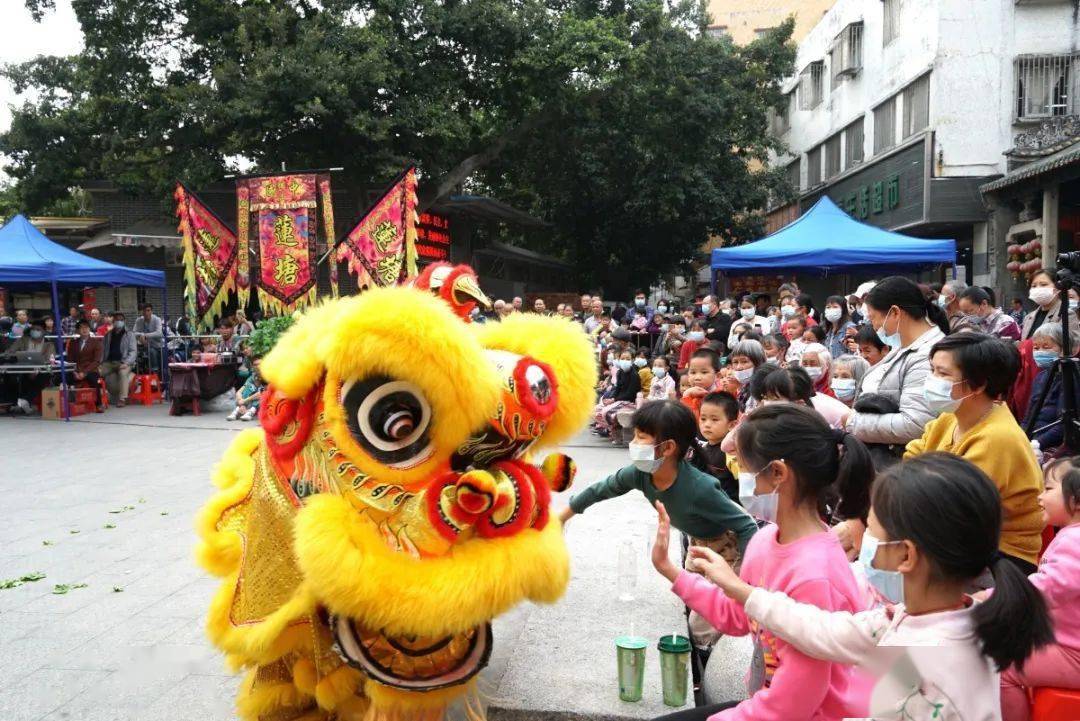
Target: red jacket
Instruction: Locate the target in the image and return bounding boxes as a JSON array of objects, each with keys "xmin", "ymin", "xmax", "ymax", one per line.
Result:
[{"xmin": 65, "ymin": 336, "xmax": 103, "ymax": 374}]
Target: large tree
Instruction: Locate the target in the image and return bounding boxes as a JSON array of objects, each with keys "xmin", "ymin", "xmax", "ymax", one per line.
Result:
[{"xmin": 6, "ymin": 0, "xmax": 793, "ymax": 288}]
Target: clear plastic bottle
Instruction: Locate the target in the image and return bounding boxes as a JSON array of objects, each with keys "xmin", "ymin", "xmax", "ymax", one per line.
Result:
[{"xmin": 617, "ymin": 539, "xmax": 638, "ymax": 603}]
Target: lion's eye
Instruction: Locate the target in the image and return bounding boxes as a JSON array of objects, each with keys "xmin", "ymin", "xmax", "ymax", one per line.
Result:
[{"xmin": 340, "ymin": 376, "xmax": 434, "ymax": 468}]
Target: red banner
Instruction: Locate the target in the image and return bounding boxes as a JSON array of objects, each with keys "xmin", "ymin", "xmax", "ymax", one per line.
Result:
[
  {"xmin": 174, "ymin": 183, "xmax": 238, "ymax": 329},
  {"xmin": 338, "ymin": 167, "xmax": 418, "ymax": 287}
]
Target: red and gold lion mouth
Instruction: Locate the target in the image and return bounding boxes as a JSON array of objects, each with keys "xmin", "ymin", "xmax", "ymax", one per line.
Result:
[{"xmin": 331, "ymin": 615, "xmax": 492, "ymax": 691}]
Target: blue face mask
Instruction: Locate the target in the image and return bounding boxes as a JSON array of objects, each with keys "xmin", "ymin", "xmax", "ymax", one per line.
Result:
[
  {"xmin": 858, "ymin": 532, "xmax": 905, "ymax": 604},
  {"xmin": 687, "ymin": 331, "xmax": 705, "ymax": 342},
  {"xmin": 876, "ymin": 308, "xmax": 902, "ymax": 348},
  {"xmin": 1033, "ymin": 350, "xmax": 1058, "ymax": 369},
  {"xmin": 700, "ymin": 304, "xmax": 712, "ymax": 316},
  {"xmin": 923, "ymin": 375, "xmax": 971, "ymax": 416}
]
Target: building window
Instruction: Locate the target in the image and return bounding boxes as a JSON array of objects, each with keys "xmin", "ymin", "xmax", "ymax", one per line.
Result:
[
  {"xmin": 824, "ymin": 133, "xmax": 843, "ymax": 179},
  {"xmin": 1015, "ymin": 54, "xmax": 1080, "ymax": 120},
  {"xmin": 832, "ymin": 22, "xmax": 864, "ymax": 89},
  {"xmin": 706, "ymin": 25, "xmax": 729, "ymax": 39},
  {"xmin": 874, "ymin": 96, "xmax": 897, "ymax": 154},
  {"xmin": 882, "ymin": 0, "xmax": 900, "ymax": 46},
  {"xmin": 754, "ymin": 28, "xmax": 773, "ymax": 39},
  {"xmin": 799, "ymin": 61, "xmax": 825, "ymax": 110},
  {"xmin": 785, "ymin": 159, "xmax": 801, "ymax": 192},
  {"xmin": 843, "ymin": 118, "xmax": 865, "ymax": 168},
  {"xmin": 902, "ymin": 73, "xmax": 930, "ymax": 138},
  {"xmin": 807, "ymin": 146, "xmax": 823, "ymax": 186},
  {"xmin": 769, "ymin": 92, "xmax": 793, "ymax": 135}
]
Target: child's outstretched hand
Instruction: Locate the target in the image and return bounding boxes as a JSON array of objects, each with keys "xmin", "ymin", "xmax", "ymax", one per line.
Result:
[
  {"xmin": 687, "ymin": 546, "xmax": 753, "ymax": 605},
  {"xmin": 651, "ymin": 501, "xmax": 680, "ymax": 583}
]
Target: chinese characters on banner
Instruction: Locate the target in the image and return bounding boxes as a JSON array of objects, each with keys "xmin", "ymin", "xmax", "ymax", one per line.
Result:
[
  {"xmin": 728, "ymin": 275, "xmax": 795, "ymax": 297},
  {"xmin": 337, "ymin": 166, "xmax": 419, "ymax": 288},
  {"xmin": 174, "ymin": 183, "xmax": 239, "ymax": 330},
  {"xmin": 839, "ymin": 173, "xmax": 901, "ymax": 220},
  {"xmin": 236, "ymin": 174, "xmax": 328, "ymax": 316}
]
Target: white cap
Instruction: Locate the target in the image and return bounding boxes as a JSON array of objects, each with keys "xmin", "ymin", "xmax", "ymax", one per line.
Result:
[{"xmin": 855, "ymin": 281, "xmax": 877, "ymax": 299}]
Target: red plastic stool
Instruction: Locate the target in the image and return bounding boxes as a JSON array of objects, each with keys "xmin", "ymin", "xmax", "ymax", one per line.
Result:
[
  {"xmin": 128, "ymin": 373, "xmax": 163, "ymax": 406},
  {"xmin": 76, "ymin": 378, "xmax": 109, "ymax": 409},
  {"xmin": 1033, "ymin": 687, "xmax": 1080, "ymax": 721}
]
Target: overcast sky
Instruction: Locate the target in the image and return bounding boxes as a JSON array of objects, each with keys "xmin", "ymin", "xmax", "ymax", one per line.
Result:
[{"xmin": 0, "ymin": 1, "xmax": 82, "ymax": 135}]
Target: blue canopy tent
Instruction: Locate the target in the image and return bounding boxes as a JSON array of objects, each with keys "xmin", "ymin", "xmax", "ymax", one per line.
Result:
[
  {"xmin": 710, "ymin": 196, "xmax": 956, "ymax": 290},
  {"xmin": 0, "ymin": 214, "xmax": 166, "ymax": 419}
]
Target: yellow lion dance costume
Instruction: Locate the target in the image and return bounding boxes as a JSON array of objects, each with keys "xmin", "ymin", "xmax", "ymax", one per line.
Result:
[{"xmin": 196, "ymin": 273, "xmax": 595, "ymax": 721}]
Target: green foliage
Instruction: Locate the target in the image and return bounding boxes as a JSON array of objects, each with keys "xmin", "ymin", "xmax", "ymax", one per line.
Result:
[
  {"xmin": 6, "ymin": 0, "xmax": 794, "ymax": 291},
  {"xmin": 0, "ymin": 572, "xmax": 46, "ymax": 590},
  {"xmin": 246, "ymin": 314, "xmax": 296, "ymax": 358}
]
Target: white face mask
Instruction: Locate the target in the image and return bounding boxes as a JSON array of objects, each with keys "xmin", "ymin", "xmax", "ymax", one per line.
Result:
[
  {"xmin": 628, "ymin": 442, "xmax": 663, "ymax": 474},
  {"xmin": 733, "ymin": 368, "xmax": 754, "ymax": 384},
  {"xmin": 657, "ymin": 305, "xmax": 668, "ymax": 314},
  {"xmin": 740, "ymin": 307, "xmax": 756, "ymax": 319},
  {"xmin": 652, "ymin": 366, "xmax": 667, "ymax": 378},
  {"xmin": 803, "ymin": 366, "xmax": 823, "ymax": 381},
  {"xmin": 633, "ymin": 357, "xmax": 647, "ymax": 368},
  {"xmin": 824, "ymin": 307, "xmax": 842, "ymax": 323},
  {"xmin": 831, "ymin": 378, "xmax": 857, "ymax": 400},
  {"xmin": 740, "ymin": 462, "xmax": 779, "ymax": 522},
  {"xmin": 1029, "ymin": 286, "xmax": 1056, "ymax": 307},
  {"xmin": 618, "ymin": 359, "xmax": 633, "ymax": 372}
]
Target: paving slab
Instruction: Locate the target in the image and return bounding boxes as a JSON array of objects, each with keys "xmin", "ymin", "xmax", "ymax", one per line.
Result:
[{"xmin": 1, "ymin": 409, "xmax": 719, "ymax": 720}]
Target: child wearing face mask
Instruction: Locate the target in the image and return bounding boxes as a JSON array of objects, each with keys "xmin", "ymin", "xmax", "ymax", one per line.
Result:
[
  {"xmin": 591, "ymin": 349, "xmax": 641, "ymax": 438},
  {"xmin": 650, "ymin": 403, "xmax": 875, "ymax": 721},
  {"xmin": 681, "ymin": 453, "xmax": 1054, "ymax": 721},
  {"xmin": 562, "ymin": 399, "xmax": 756, "ymax": 576},
  {"xmin": 634, "ymin": 348, "xmax": 652, "ymax": 394},
  {"xmin": 643, "ymin": 355, "xmax": 677, "ymax": 403},
  {"xmin": 679, "ymin": 319, "xmax": 708, "ymax": 370}
]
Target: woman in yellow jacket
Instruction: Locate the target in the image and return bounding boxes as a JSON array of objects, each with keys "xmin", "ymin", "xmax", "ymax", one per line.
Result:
[{"xmin": 904, "ymin": 333, "xmax": 1044, "ymax": 572}]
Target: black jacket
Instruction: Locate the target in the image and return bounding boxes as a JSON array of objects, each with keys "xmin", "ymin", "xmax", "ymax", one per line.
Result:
[
  {"xmin": 704, "ymin": 312, "xmax": 731, "ymax": 351},
  {"xmin": 612, "ymin": 366, "xmax": 641, "ymax": 402}
]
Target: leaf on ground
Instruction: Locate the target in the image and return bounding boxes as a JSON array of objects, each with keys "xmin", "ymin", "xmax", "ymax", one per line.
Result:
[
  {"xmin": 0, "ymin": 572, "xmax": 46, "ymax": 590},
  {"xmin": 112, "ymin": 586, "xmax": 124, "ymax": 593},
  {"xmin": 52, "ymin": 582, "xmax": 88, "ymax": 595},
  {"xmin": 109, "ymin": 505, "xmax": 136, "ymax": 514},
  {"xmin": 104, "ymin": 523, "xmax": 116, "ymax": 529},
  {"xmin": 69, "ymin": 529, "xmax": 80, "ymax": 534},
  {"xmin": 138, "ymin": 497, "xmax": 146, "ymax": 504},
  {"xmin": 160, "ymin": 511, "xmax": 169, "ymax": 516},
  {"xmin": 42, "ymin": 540, "xmax": 54, "ymax": 546}
]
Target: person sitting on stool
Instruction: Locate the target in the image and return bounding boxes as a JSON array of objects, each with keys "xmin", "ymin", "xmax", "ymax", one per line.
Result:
[
  {"xmin": 65, "ymin": 320, "xmax": 104, "ymax": 412},
  {"xmin": 100, "ymin": 312, "xmax": 136, "ymax": 408}
]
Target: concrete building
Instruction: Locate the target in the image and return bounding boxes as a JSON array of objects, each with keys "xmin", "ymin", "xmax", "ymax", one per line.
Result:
[
  {"xmin": 707, "ymin": 0, "xmax": 836, "ymax": 45},
  {"xmin": 766, "ymin": 0, "xmax": 1080, "ymax": 301}
]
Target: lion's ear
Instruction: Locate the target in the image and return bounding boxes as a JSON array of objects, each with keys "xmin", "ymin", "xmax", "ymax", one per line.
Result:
[
  {"xmin": 259, "ymin": 383, "xmax": 322, "ymax": 462},
  {"xmin": 259, "ymin": 303, "xmax": 336, "ymax": 399}
]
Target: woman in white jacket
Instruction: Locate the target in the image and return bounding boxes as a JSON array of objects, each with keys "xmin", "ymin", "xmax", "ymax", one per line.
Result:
[{"xmin": 685, "ymin": 453, "xmax": 1054, "ymax": 721}]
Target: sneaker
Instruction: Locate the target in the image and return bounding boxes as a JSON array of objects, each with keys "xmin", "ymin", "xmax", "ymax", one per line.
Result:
[
  {"xmin": 226, "ymin": 408, "xmax": 240, "ymax": 421},
  {"xmin": 240, "ymin": 409, "xmax": 257, "ymax": 422}
]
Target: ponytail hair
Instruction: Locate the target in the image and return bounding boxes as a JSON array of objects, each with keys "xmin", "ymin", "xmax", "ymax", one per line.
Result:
[
  {"xmin": 872, "ymin": 453, "xmax": 1054, "ymax": 671},
  {"xmin": 736, "ymin": 404, "xmax": 874, "ymax": 521},
  {"xmin": 865, "ymin": 276, "xmax": 950, "ymax": 335},
  {"xmin": 632, "ymin": 400, "xmax": 700, "ymax": 463}
]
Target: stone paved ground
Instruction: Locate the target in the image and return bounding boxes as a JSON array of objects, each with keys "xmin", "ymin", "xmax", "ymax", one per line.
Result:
[{"xmin": 0, "ymin": 406, "xmax": 745, "ymax": 720}]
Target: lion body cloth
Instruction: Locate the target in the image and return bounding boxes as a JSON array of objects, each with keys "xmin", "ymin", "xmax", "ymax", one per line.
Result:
[{"xmin": 196, "ymin": 276, "xmax": 595, "ymax": 721}]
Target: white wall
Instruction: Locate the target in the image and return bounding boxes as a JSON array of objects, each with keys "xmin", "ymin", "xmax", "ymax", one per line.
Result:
[{"xmin": 775, "ymin": 0, "xmax": 1080, "ymax": 185}]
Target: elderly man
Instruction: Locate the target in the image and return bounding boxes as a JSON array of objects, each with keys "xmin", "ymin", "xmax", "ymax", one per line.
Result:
[
  {"xmin": 11, "ymin": 309, "xmax": 30, "ymax": 338},
  {"xmin": 559, "ymin": 303, "xmax": 576, "ymax": 319},
  {"xmin": 700, "ymin": 295, "xmax": 731, "ymax": 350},
  {"xmin": 533, "ymin": 298, "xmax": 548, "ymax": 315},
  {"xmin": 958, "ymin": 286, "xmax": 1021, "ymax": 340},
  {"xmin": 87, "ymin": 308, "xmax": 104, "ymax": 334},
  {"xmin": 66, "ymin": 320, "xmax": 104, "ymax": 412},
  {"xmin": 939, "ymin": 279, "xmax": 968, "ymax": 332},
  {"xmin": 576, "ymin": 294, "xmax": 592, "ymax": 321},
  {"xmin": 100, "ymin": 312, "xmax": 137, "ymax": 407},
  {"xmin": 583, "ymin": 298, "xmax": 606, "ymax": 334},
  {"xmin": 512, "ymin": 297, "xmax": 523, "ymax": 312},
  {"xmin": 134, "ymin": 303, "xmax": 164, "ymax": 373}
]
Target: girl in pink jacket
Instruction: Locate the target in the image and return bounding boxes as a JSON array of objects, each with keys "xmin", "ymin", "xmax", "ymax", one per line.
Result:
[
  {"xmin": 676, "ymin": 453, "xmax": 1054, "ymax": 721},
  {"xmin": 651, "ymin": 403, "xmax": 877, "ymax": 721},
  {"xmin": 1001, "ymin": 457, "xmax": 1080, "ymax": 721}
]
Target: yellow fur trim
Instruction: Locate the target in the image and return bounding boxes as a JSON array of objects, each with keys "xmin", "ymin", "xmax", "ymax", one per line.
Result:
[
  {"xmin": 211, "ymin": 429, "xmax": 262, "ymax": 489},
  {"xmin": 292, "ymin": 657, "xmax": 318, "ymax": 696},
  {"xmin": 315, "ymin": 664, "xmax": 364, "ymax": 710},
  {"xmin": 294, "ymin": 495, "xmax": 570, "ymax": 637},
  {"xmin": 259, "ymin": 287, "xmax": 503, "ymax": 488},
  {"xmin": 336, "ymin": 694, "xmax": 371, "ymax": 721},
  {"xmin": 204, "ymin": 577, "xmax": 316, "ymax": 665},
  {"xmin": 237, "ymin": 679, "xmax": 313, "ymax": 721},
  {"xmin": 474, "ymin": 313, "xmax": 597, "ymax": 448},
  {"xmin": 193, "ymin": 475, "xmax": 252, "ymax": 577}
]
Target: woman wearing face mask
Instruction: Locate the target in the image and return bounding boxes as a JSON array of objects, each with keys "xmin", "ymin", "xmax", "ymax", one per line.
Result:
[
  {"xmin": 844, "ymin": 276, "xmax": 948, "ymax": 447},
  {"xmin": 799, "ymin": 342, "xmax": 835, "ymax": 399},
  {"xmin": 821, "ymin": 295, "xmax": 855, "ymax": 360},
  {"xmin": 651, "ymin": 403, "xmax": 874, "ymax": 721},
  {"xmin": 1021, "ymin": 268, "xmax": 1076, "ymax": 340},
  {"xmin": 903, "ymin": 333, "xmax": 1044, "ymax": 574},
  {"xmin": 562, "ymin": 400, "xmax": 757, "ymax": 565},
  {"xmin": 1023, "ymin": 323, "xmax": 1080, "ymax": 453},
  {"xmin": 592, "ymin": 349, "xmax": 642, "ymax": 438},
  {"xmin": 729, "ymin": 299, "xmax": 771, "ymax": 348},
  {"xmin": 684, "ymin": 452, "xmax": 1054, "ymax": 721},
  {"xmin": 721, "ymin": 339, "xmax": 767, "ymax": 411},
  {"xmin": 830, "ymin": 354, "xmax": 870, "ymax": 408}
]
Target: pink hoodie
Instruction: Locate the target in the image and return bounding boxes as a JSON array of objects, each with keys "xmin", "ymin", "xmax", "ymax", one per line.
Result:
[
  {"xmin": 672, "ymin": 524, "xmax": 869, "ymax": 721},
  {"xmin": 1030, "ymin": 523, "xmax": 1080, "ymax": 650}
]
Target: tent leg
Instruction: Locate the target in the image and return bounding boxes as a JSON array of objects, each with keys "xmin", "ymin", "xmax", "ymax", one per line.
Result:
[
  {"xmin": 161, "ymin": 284, "xmax": 170, "ymax": 399},
  {"xmin": 51, "ymin": 280, "xmax": 70, "ymax": 422}
]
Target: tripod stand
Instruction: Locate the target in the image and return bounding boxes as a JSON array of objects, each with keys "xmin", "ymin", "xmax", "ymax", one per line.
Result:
[{"xmin": 1024, "ymin": 269, "xmax": 1080, "ymax": 452}]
